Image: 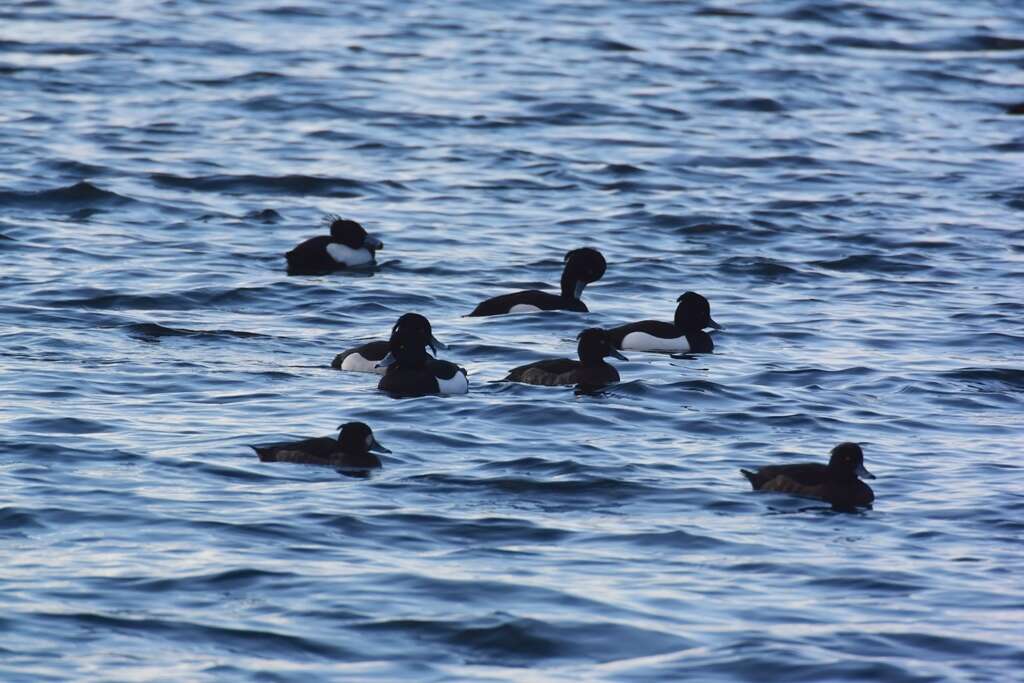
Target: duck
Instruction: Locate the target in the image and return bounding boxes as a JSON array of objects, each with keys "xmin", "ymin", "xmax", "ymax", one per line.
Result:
[
  {"xmin": 251, "ymin": 421, "xmax": 390, "ymax": 470},
  {"xmin": 332, "ymin": 313, "xmax": 447, "ymax": 374},
  {"xmin": 377, "ymin": 322, "xmax": 469, "ymax": 397},
  {"xmin": 740, "ymin": 442, "xmax": 876, "ymax": 511},
  {"xmin": 285, "ymin": 215, "xmax": 383, "ymax": 275},
  {"xmin": 468, "ymin": 247, "xmax": 606, "ymax": 316},
  {"xmin": 606, "ymin": 291, "xmax": 721, "ymax": 354},
  {"xmin": 503, "ymin": 327, "xmax": 626, "ymax": 387}
]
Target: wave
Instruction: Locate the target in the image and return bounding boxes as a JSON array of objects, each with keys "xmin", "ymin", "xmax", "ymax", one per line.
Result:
[
  {"xmin": 36, "ymin": 612, "xmax": 347, "ymax": 659},
  {"xmin": 149, "ymin": 172, "xmax": 401, "ymax": 197},
  {"xmin": 125, "ymin": 322, "xmax": 270, "ymax": 342},
  {"xmin": 720, "ymin": 256, "xmax": 805, "ymax": 280},
  {"xmin": 360, "ymin": 613, "xmax": 690, "ymax": 665},
  {"xmin": 0, "ymin": 181, "xmax": 135, "ymax": 208},
  {"xmin": 828, "ymin": 34, "xmax": 1024, "ymax": 53},
  {"xmin": 942, "ymin": 367, "xmax": 1024, "ymax": 392},
  {"xmin": 711, "ymin": 97, "xmax": 786, "ymax": 112}
]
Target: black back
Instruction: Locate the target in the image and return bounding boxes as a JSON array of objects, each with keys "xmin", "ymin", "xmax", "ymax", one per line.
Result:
[
  {"xmin": 285, "ymin": 235, "xmax": 336, "ymax": 275},
  {"xmin": 469, "ymin": 290, "xmax": 588, "ymax": 316},
  {"xmin": 742, "ymin": 462, "xmax": 831, "ymax": 489},
  {"xmin": 252, "ymin": 435, "xmax": 338, "ymax": 461}
]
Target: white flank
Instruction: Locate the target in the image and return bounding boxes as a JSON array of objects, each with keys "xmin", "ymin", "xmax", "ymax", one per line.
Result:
[
  {"xmin": 508, "ymin": 304, "xmax": 542, "ymax": 313},
  {"xmin": 620, "ymin": 331, "xmax": 691, "ymax": 354},
  {"xmin": 437, "ymin": 370, "xmax": 469, "ymax": 394},
  {"xmin": 326, "ymin": 243, "xmax": 374, "ymax": 266},
  {"xmin": 340, "ymin": 353, "xmax": 385, "ymax": 375}
]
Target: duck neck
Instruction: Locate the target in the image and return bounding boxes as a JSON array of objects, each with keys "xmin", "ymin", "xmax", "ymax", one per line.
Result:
[
  {"xmin": 341, "ymin": 451, "xmax": 380, "ymax": 468},
  {"xmin": 560, "ymin": 269, "xmax": 583, "ymax": 300},
  {"xmin": 829, "ymin": 465, "xmax": 859, "ymax": 483},
  {"xmin": 673, "ymin": 310, "xmax": 702, "ymax": 334},
  {"xmin": 579, "ymin": 353, "xmax": 609, "ymax": 368},
  {"xmin": 388, "ymin": 342, "xmax": 430, "ymax": 370}
]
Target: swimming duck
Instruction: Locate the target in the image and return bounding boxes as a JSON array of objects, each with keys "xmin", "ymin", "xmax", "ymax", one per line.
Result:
[
  {"xmin": 606, "ymin": 291, "xmax": 721, "ymax": 354},
  {"xmin": 377, "ymin": 322, "xmax": 469, "ymax": 397},
  {"xmin": 741, "ymin": 442, "xmax": 876, "ymax": 511},
  {"xmin": 251, "ymin": 421, "xmax": 390, "ymax": 470},
  {"xmin": 504, "ymin": 327, "xmax": 626, "ymax": 387},
  {"xmin": 468, "ymin": 247, "xmax": 606, "ymax": 316},
  {"xmin": 285, "ymin": 215, "xmax": 383, "ymax": 275},
  {"xmin": 332, "ymin": 313, "xmax": 447, "ymax": 374}
]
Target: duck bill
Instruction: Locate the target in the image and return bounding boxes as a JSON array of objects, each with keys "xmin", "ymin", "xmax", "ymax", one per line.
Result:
[
  {"xmin": 610, "ymin": 349, "xmax": 628, "ymax": 361},
  {"xmin": 430, "ymin": 334, "xmax": 448, "ymax": 351},
  {"xmin": 708, "ymin": 318, "xmax": 723, "ymax": 330},
  {"xmin": 573, "ymin": 281, "xmax": 586, "ymax": 299},
  {"xmin": 375, "ymin": 352, "xmax": 397, "ymax": 369},
  {"xmin": 856, "ymin": 464, "xmax": 876, "ymax": 479},
  {"xmin": 369, "ymin": 437, "xmax": 391, "ymax": 454},
  {"xmin": 363, "ymin": 234, "xmax": 384, "ymax": 251}
]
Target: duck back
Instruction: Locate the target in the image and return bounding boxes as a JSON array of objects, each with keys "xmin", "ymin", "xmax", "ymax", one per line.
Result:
[
  {"xmin": 332, "ymin": 340, "xmax": 390, "ymax": 372},
  {"xmin": 469, "ymin": 290, "xmax": 586, "ymax": 317},
  {"xmin": 251, "ymin": 436, "xmax": 338, "ymax": 463}
]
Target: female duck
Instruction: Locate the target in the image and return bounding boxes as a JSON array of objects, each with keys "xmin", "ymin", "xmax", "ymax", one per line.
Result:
[
  {"xmin": 332, "ymin": 313, "xmax": 447, "ymax": 374},
  {"xmin": 606, "ymin": 291, "xmax": 721, "ymax": 354},
  {"xmin": 377, "ymin": 324, "xmax": 469, "ymax": 397},
  {"xmin": 504, "ymin": 328, "xmax": 626, "ymax": 387},
  {"xmin": 740, "ymin": 442, "xmax": 876, "ymax": 511},
  {"xmin": 469, "ymin": 247, "xmax": 606, "ymax": 316},
  {"xmin": 285, "ymin": 215, "xmax": 383, "ymax": 275},
  {"xmin": 251, "ymin": 421, "xmax": 390, "ymax": 470}
]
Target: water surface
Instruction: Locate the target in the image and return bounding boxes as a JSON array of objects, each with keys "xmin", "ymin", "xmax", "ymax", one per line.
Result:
[{"xmin": 2, "ymin": 1, "xmax": 1023, "ymax": 680}]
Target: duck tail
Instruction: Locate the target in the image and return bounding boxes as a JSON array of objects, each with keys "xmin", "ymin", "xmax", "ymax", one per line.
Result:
[
  {"xmin": 251, "ymin": 446, "xmax": 277, "ymax": 462},
  {"xmin": 740, "ymin": 469, "xmax": 759, "ymax": 488}
]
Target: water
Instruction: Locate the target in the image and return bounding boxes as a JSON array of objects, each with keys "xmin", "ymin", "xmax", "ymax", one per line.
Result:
[{"xmin": 2, "ymin": 0, "xmax": 1023, "ymax": 680}]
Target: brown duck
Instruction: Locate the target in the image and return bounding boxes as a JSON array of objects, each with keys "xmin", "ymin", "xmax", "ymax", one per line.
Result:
[
  {"xmin": 251, "ymin": 422, "xmax": 390, "ymax": 470},
  {"xmin": 741, "ymin": 442, "xmax": 876, "ymax": 511},
  {"xmin": 504, "ymin": 327, "xmax": 626, "ymax": 388}
]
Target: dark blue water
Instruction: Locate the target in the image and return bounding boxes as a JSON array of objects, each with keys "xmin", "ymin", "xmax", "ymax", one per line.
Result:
[{"xmin": 3, "ymin": 1, "xmax": 1023, "ymax": 680}]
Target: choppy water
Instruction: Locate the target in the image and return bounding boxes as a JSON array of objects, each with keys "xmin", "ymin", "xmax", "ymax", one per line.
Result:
[{"xmin": 2, "ymin": 0, "xmax": 1023, "ymax": 680}]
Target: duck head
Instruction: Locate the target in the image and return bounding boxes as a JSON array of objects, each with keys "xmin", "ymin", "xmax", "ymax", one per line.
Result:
[
  {"xmin": 577, "ymin": 327, "xmax": 627, "ymax": 365},
  {"xmin": 560, "ymin": 247, "xmax": 607, "ymax": 300},
  {"xmin": 829, "ymin": 442, "xmax": 874, "ymax": 480},
  {"xmin": 326, "ymin": 215, "xmax": 383, "ymax": 252},
  {"xmin": 392, "ymin": 312, "xmax": 447, "ymax": 354},
  {"xmin": 674, "ymin": 291, "xmax": 722, "ymax": 332},
  {"xmin": 337, "ymin": 421, "xmax": 391, "ymax": 455}
]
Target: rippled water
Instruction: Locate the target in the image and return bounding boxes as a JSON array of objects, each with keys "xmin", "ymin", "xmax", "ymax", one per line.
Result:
[{"xmin": 2, "ymin": 0, "xmax": 1023, "ymax": 680}]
